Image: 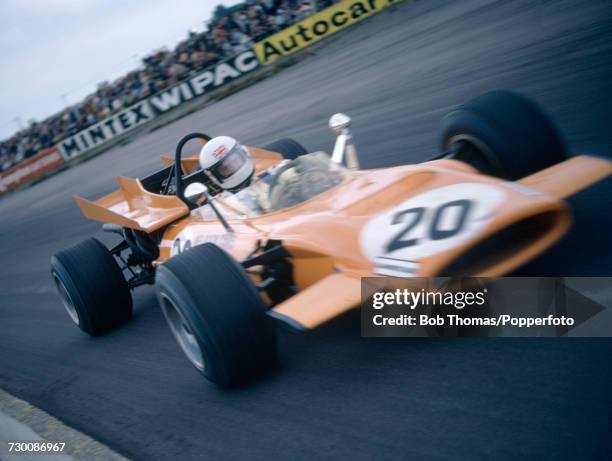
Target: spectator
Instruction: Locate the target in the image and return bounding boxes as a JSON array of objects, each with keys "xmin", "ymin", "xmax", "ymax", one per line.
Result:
[{"xmin": 0, "ymin": 0, "xmax": 323, "ymax": 172}]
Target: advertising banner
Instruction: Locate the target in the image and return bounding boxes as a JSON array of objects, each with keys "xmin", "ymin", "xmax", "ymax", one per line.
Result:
[
  {"xmin": 58, "ymin": 50, "xmax": 261, "ymax": 161},
  {"xmin": 58, "ymin": 99, "xmax": 155, "ymax": 161},
  {"xmin": 254, "ymin": 0, "xmax": 403, "ymax": 65},
  {"xmin": 148, "ymin": 50, "xmax": 260, "ymax": 114},
  {"xmin": 0, "ymin": 147, "xmax": 64, "ymax": 193}
]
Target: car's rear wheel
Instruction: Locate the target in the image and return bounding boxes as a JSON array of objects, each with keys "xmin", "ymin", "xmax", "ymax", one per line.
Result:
[
  {"xmin": 440, "ymin": 90, "xmax": 567, "ymax": 180},
  {"xmin": 50, "ymin": 238, "xmax": 132, "ymax": 335},
  {"xmin": 155, "ymin": 243, "xmax": 277, "ymax": 387},
  {"xmin": 263, "ymin": 138, "xmax": 308, "ymax": 160}
]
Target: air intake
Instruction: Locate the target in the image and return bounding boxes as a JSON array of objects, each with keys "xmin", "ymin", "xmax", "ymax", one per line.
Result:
[{"xmin": 439, "ymin": 210, "xmax": 568, "ymax": 276}]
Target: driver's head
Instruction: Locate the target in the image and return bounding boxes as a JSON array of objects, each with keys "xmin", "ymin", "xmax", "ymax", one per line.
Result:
[{"xmin": 199, "ymin": 136, "xmax": 254, "ymax": 192}]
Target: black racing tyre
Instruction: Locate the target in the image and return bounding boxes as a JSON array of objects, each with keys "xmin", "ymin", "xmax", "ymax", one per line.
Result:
[
  {"xmin": 262, "ymin": 138, "xmax": 308, "ymax": 160},
  {"xmin": 155, "ymin": 243, "xmax": 277, "ymax": 387},
  {"xmin": 440, "ymin": 90, "xmax": 566, "ymax": 180},
  {"xmin": 50, "ymin": 238, "xmax": 132, "ymax": 335}
]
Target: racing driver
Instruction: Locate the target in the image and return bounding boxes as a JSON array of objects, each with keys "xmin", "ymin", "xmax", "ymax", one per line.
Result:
[{"xmin": 198, "ymin": 135, "xmax": 343, "ymax": 215}]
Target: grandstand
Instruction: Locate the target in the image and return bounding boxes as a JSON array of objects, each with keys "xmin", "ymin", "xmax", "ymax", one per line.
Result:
[{"xmin": 0, "ymin": 0, "xmax": 332, "ymax": 172}]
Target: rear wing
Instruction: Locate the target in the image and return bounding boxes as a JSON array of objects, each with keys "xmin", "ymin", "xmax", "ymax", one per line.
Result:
[
  {"xmin": 75, "ymin": 147, "xmax": 284, "ymax": 233},
  {"xmin": 75, "ymin": 176, "xmax": 188, "ymax": 233},
  {"xmin": 519, "ymin": 155, "xmax": 612, "ymax": 198}
]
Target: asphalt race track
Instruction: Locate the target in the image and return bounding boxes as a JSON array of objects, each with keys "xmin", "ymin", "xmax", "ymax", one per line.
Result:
[{"xmin": 1, "ymin": 1, "xmax": 612, "ymax": 459}]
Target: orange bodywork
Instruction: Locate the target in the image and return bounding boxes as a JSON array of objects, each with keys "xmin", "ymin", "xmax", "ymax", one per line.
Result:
[
  {"xmin": 74, "ymin": 150, "xmax": 612, "ymax": 329},
  {"xmin": 75, "ymin": 176, "xmax": 188, "ymax": 233},
  {"xmin": 76, "ymin": 146, "xmax": 283, "ymax": 233}
]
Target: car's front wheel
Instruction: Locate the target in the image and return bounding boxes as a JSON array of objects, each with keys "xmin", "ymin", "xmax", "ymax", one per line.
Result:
[
  {"xmin": 50, "ymin": 238, "xmax": 132, "ymax": 335},
  {"xmin": 440, "ymin": 90, "xmax": 567, "ymax": 180},
  {"xmin": 155, "ymin": 243, "xmax": 277, "ymax": 387}
]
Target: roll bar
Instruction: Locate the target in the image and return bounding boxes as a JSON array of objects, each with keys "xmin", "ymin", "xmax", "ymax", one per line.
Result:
[{"xmin": 163, "ymin": 132, "xmax": 212, "ymax": 200}]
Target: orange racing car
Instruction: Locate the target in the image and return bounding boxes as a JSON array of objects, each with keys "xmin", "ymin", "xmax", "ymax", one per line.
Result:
[{"xmin": 51, "ymin": 91, "xmax": 612, "ymax": 387}]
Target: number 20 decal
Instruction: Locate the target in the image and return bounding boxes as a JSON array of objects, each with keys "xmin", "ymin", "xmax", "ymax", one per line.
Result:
[
  {"xmin": 387, "ymin": 199, "xmax": 472, "ymax": 252},
  {"xmin": 360, "ymin": 184, "xmax": 505, "ymax": 262}
]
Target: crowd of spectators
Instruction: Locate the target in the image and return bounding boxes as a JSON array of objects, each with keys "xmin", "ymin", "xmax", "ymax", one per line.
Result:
[{"xmin": 1, "ymin": 0, "xmax": 336, "ymax": 172}]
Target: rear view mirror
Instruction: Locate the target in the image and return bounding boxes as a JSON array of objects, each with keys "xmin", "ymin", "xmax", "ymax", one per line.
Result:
[
  {"xmin": 329, "ymin": 113, "xmax": 352, "ymax": 134},
  {"xmin": 184, "ymin": 182, "xmax": 208, "ymax": 205},
  {"xmin": 329, "ymin": 113, "xmax": 360, "ymax": 170}
]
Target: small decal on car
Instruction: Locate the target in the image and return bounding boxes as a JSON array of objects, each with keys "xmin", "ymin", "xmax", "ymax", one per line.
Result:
[{"xmin": 171, "ymin": 229, "xmax": 236, "ymax": 257}]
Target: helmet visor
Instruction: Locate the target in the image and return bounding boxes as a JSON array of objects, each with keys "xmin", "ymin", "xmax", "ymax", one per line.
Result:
[{"xmin": 210, "ymin": 147, "xmax": 247, "ymax": 181}]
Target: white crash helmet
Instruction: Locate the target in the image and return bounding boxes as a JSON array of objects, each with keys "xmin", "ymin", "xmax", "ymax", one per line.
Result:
[{"xmin": 199, "ymin": 136, "xmax": 254, "ymax": 191}]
